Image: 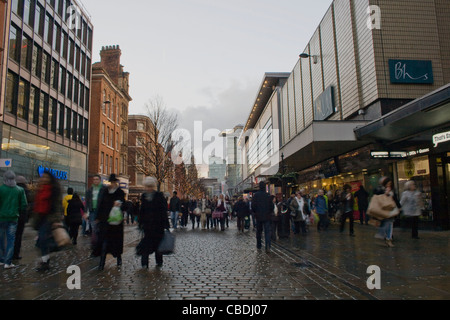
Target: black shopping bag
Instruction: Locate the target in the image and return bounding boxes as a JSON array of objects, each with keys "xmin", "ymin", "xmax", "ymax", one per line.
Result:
[{"xmin": 157, "ymin": 229, "xmax": 175, "ymax": 255}]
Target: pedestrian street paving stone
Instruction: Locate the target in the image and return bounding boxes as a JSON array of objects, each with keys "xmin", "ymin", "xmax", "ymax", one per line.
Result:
[{"xmin": 0, "ymin": 220, "xmax": 449, "ymax": 300}]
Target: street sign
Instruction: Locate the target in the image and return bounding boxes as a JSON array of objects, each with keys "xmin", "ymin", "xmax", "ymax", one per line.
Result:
[{"xmin": 0, "ymin": 159, "xmax": 12, "ymax": 168}]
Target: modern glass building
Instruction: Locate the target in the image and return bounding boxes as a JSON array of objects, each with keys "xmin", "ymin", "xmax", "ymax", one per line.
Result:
[{"xmin": 0, "ymin": 0, "xmax": 93, "ymax": 195}]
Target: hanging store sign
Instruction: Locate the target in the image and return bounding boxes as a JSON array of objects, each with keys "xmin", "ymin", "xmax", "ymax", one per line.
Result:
[
  {"xmin": 371, "ymin": 148, "xmax": 429, "ymax": 159},
  {"xmin": 314, "ymin": 86, "xmax": 335, "ymax": 121},
  {"xmin": 433, "ymin": 131, "xmax": 450, "ymax": 148},
  {"xmin": 389, "ymin": 60, "xmax": 434, "ymax": 84}
]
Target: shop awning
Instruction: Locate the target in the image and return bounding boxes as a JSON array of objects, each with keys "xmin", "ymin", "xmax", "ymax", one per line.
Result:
[
  {"xmin": 280, "ymin": 121, "xmax": 370, "ymax": 172},
  {"xmin": 354, "ymin": 84, "xmax": 450, "ymax": 143}
]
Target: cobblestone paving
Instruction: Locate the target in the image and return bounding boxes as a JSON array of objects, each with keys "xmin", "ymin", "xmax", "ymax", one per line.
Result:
[{"xmin": 1, "ymin": 220, "xmax": 449, "ymax": 301}]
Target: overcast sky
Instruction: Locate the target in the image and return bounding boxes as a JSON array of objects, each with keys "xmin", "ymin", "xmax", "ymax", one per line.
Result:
[{"xmin": 83, "ymin": 0, "xmax": 333, "ymax": 175}]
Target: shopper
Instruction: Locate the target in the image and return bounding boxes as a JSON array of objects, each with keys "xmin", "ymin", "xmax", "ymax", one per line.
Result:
[
  {"xmin": 62, "ymin": 187, "xmax": 74, "ymax": 225},
  {"xmin": 315, "ymin": 189, "xmax": 329, "ymax": 232},
  {"xmin": 374, "ymin": 177, "xmax": 401, "ymax": 247},
  {"xmin": 169, "ymin": 191, "xmax": 181, "ymax": 229},
  {"xmin": 66, "ymin": 193, "xmax": 85, "ymax": 245},
  {"xmin": 86, "ymin": 174, "xmax": 103, "ymax": 248},
  {"xmin": 270, "ymin": 195, "xmax": 280, "ymax": 241},
  {"xmin": 252, "ymin": 182, "xmax": 274, "ymax": 253},
  {"xmin": 95, "ymin": 174, "xmax": 126, "ymax": 270},
  {"xmin": 233, "ymin": 196, "xmax": 250, "ymax": 233},
  {"xmin": 0, "ymin": 171, "xmax": 28, "ymax": 269},
  {"xmin": 340, "ymin": 185, "xmax": 355, "ymax": 237},
  {"xmin": 400, "ymin": 180, "xmax": 422, "ymax": 239},
  {"xmin": 33, "ymin": 172, "xmax": 63, "ymax": 272},
  {"xmin": 355, "ymin": 186, "xmax": 370, "ymax": 225},
  {"xmin": 137, "ymin": 177, "xmax": 171, "ymax": 268},
  {"xmin": 290, "ymin": 191, "xmax": 307, "ymax": 234},
  {"xmin": 216, "ymin": 194, "xmax": 227, "ymax": 231},
  {"xmin": 13, "ymin": 176, "xmax": 32, "ymax": 261}
]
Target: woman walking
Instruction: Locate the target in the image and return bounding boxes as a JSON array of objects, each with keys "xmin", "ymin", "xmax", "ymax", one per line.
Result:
[
  {"xmin": 374, "ymin": 177, "xmax": 401, "ymax": 247},
  {"xmin": 216, "ymin": 194, "xmax": 227, "ymax": 231},
  {"xmin": 137, "ymin": 177, "xmax": 170, "ymax": 268},
  {"xmin": 66, "ymin": 193, "xmax": 85, "ymax": 245},
  {"xmin": 95, "ymin": 174, "xmax": 125, "ymax": 270},
  {"xmin": 400, "ymin": 180, "xmax": 422, "ymax": 239},
  {"xmin": 33, "ymin": 172, "xmax": 62, "ymax": 272},
  {"xmin": 233, "ymin": 196, "xmax": 250, "ymax": 233}
]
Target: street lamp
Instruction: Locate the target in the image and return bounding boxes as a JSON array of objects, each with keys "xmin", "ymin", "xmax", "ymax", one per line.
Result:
[{"xmin": 300, "ymin": 53, "xmax": 319, "ymax": 64}]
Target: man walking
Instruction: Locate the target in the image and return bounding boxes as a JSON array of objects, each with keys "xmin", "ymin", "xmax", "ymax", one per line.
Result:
[
  {"xmin": 251, "ymin": 182, "xmax": 274, "ymax": 253},
  {"xmin": 0, "ymin": 171, "xmax": 28, "ymax": 269},
  {"xmin": 169, "ymin": 191, "xmax": 181, "ymax": 229},
  {"xmin": 86, "ymin": 175, "xmax": 104, "ymax": 251}
]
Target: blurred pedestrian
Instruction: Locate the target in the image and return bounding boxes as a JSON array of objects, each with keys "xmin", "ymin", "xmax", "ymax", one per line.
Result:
[
  {"xmin": 216, "ymin": 194, "xmax": 227, "ymax": 231},
  {"xmin": 0, "ymin": 171, "xmax": 28, "ymax": 269},
  {"xmin": 33, "ymin": 172, "xmax": 62, "ymax": 272},
  {"xmin": 400, "ymin": 180, "xmax": 422, "ymax": 240},
  {"xmin": 169, "ymin": 191, "xmax": 181, "ymax": 229},
  {"xmin": 374, "ymin": 177, "xmax": 401, "ymax": 247},
  {"xmin": 278, "ymin": 196, "xmax": 291, "ymax": 239},
  {"xmin": 340, "ymin": 185, "xmax": 355, "ymax": 237},
  {"xmin": 95, "ymin": 174, "xmax": 126, "ymax": 270},
  {"xmin": 137, "ymin": 177, "xmax": 170, "ymax": 269},
  {"xmin": 252, "ymin": 182, "xmax": 274, "ymax": 253},
  {"xmin": 270, "ymin": 195, "xmax": 280, "ymax": 241},
  {"xmin": 315, "ymin": 189, "xmax": 329, "ymax": 232},
  {"xmin": 66, "ymin": 193, "xmax": 85, "ymax": 245},
  {"xmin": 62, "ymin": 187, "xmax": 74, "ymax": 226},
  {"xmin": 355, "ymin": 186, "xmax": 369, "ymax": 225},
  {"xmin": 13, "ymin": 176, "xmax": 32, "ymax": 261},
  {"xmin": 86, "ymin": 174, "xmax": 103, "ymax": 253},
  {"xmin": 233, "ymin": 196, "xmax": 250, "ymax": 233},
  {"xmin": 289, "ymin": 191, "xmax": 307, "ymax": 234},
  {"xmin": 180, "ymin": 197, "xmax": 189, "ymax": 228}
]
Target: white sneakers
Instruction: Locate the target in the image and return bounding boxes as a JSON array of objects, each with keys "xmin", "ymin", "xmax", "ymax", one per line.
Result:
[{"xmin": 2, "ymin": 263, "xmax": 18, "ymax": 269}]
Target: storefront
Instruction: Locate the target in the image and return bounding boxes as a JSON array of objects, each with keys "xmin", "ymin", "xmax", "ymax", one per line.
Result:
[
  {"xmin": 0, "ymin": 124, "xmax": 88, "ymax": 196},
  {"xmin": 355, "ymin": 84, "xmax": 450, "ymax": 230}
]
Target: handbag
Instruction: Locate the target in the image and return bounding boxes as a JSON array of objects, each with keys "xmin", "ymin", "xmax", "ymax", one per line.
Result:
[
  {"xmin": 157, "ymin": 229, "xmax": 175, "ymax": 255},
  {"xmin": 367, "ymin": 195, "xmax": 400, "ymax": 220},
  {"xmin": 212, "ymin": 210, "xmax": 223, "ymax": 219},
  {"xmin": 52, "ymin": 223, "xmax": 71, "ymax": 247},
  {"xmin": 108, "ymin": 206, "xmax": 124, "ymax": 225}
]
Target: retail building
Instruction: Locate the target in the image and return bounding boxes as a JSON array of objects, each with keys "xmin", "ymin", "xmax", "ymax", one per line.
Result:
[
  {"xmin": 239, "ymin": 0, "xmax": 450, "ymax": 230},
  {"xmin": 1, "ymin": 0, "xmax": 93, "ymax": 195}
]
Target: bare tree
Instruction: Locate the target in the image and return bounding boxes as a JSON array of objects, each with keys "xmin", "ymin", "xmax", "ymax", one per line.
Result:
[{"xmin": 129, "ymin": 96, "xmax": 180, "ymax": 192}]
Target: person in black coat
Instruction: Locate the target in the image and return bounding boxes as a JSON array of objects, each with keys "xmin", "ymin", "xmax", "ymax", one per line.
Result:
[
  {"xmin": 355, "ymin": 186, "xmax": 369, "ymax": 225},
  {"xmin": 66, "ymin": 193, "xmax": 85, "ymax": 245},
  {"xmin": 137, "ymin": 177, "xmax": 170, "ymax": 268},
  {"xmin": 94, "ymin": 174, "xmax": 126, "ymax": 270},
  {"xmin": 233, "ymin": 196, "xmax": 250, "ymax": 233},
  {"xmin": 251, "ymin": 182, "xmax": 274, "ymax": 252}
]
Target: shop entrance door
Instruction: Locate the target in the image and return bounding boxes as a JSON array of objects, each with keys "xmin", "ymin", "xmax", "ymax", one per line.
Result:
[{"xmin": 445, "ymin": 157, "xmax": 450, "ymax": 229}]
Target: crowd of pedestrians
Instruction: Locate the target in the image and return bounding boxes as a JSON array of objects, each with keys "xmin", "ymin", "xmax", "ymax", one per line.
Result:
[{"xmin": 0, "ymin": 169, "xmax": 426, "ymax": 272}]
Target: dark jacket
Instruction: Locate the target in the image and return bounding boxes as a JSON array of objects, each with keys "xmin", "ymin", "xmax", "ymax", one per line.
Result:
[
  {"xmin": 138, "ymin": 191, "xmax": 171, "ymax": 255},
  {"xmin": 66, "ymin": 198, "xmax": 85, "ymax": 225},
  {"xmin": 169, "ymin": 196, "xmax": 181, "ymax": 212},
  {"xmin": 252, "ymin": 190, "xmax": 274, "ymax": 222},
  {"xmin": 355, "ymin": 187, "xmax": 369, "ymax": 210},
  {"xmin": 233, "ymin": 200, "xmax": 250, "ymax": 219}
]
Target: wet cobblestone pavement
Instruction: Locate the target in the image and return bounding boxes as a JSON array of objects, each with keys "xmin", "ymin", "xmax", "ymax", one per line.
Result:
[{"xmin": 0, "ymin": 219, "xmax": 449, "ymax": 300}]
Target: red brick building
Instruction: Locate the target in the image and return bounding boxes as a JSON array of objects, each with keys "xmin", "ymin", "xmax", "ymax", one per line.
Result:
[{"xmin": 88, "ymin": 45, "xmax": 132, "ymax": 196}]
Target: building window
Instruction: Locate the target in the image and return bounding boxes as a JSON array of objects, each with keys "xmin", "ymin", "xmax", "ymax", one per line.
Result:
[
  {"xmin": 137, "ymin": 122, "xmax": 145, "ymax": 131},
  {"xmin": 101, "ymin": 123, "xmax": 105, "ymax": 144},
  {"xmin": 39, "ymin": 93, "xmax": 49, "ymax": 129},
  {"xmin": 17, "ymin": 79, "xmax": 30, "ymax": 121},
  {"xmin": 5, "ymin": 71, "xmax": 18, "ymax": 115},
  {"xmin": 58, "ymin": 103, "xmax": 65, "ymax": 136},
  {"xmin": 35, "ymin": 3, "xmax": 45, "ymax": 37},
  {"xmin": 32, "ymin": 44, "xmax": 42, "ymax": 78},
  {"xmin": 84, "ymin": 118, "xmax": 89, "ymax": 146},
  {"xmin": 42, "ymin": 52, "xmax": 50, "ymax": 84},
  {"xmin": 100, "ymin": 152, "xmax": 104, "ymax": 174},
  {"xmin": 44, "ymin": 14, "xmax": 52, "ymax": 46},
  {"xmin": 30, "ymin": 86, "xmax": 39, "ymax": 125},
  {"xmin": 50, "ymin": 98, "xmax": 57, "ymax": 133},
  {"xmin": 21, "ymin": 35, "xmax": 32, "ymax": 70},
  {"xmin": 65, "ymin": 107, "xmax": 71, "ymax": 139},
  {"xmin": 9, "ymin": 25, "xmax": 20, "ymax": 63},
  {"xmin": 72, "ymin": 110, "xmax": 78, "ymax": 142},
  {"xmin": 23, "ymin": 0, "xmax": 34, "ymax": 27}
]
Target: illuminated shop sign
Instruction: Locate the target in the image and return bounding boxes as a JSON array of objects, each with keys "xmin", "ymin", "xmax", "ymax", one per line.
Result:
[
  {"xmin": 38, "ymin": 165, "xmax": 69, "ymax": 181},
  {"xmin": 371, "ymin": 149, "xmax": 430, "ymax": 159},
  {"xmin": 433, "ymin": 131, "xmax": 450, "ymax": 148}
]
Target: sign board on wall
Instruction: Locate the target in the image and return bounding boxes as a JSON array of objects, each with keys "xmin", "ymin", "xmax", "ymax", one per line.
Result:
[
  {"xmin": 0, "ymin": 159, "xmax": 12, "ymax": 168},
  {"xmin": 314, "ymin": 86, "xmax": 335, "ymax": 121},
  {"xmin": 389, "ymin": 60, "xmax": 434, "ymax": 84}
]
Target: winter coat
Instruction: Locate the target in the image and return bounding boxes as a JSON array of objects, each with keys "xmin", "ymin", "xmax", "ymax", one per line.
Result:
[
  {"xmin": 0, "ymin": 185, "xmax": 28, "ymax": 223},
  {"xmin": 252, "ymin": 190, "xmax": 274, "ymax": 222},
  {"xmin": 137, "ymin": 191, "xmax": 170, "ymax": 255},
  {"xmin": 314, "ymin": 195, "xmax": 328, "ymax": 215},
  {"xmin": 233, "ymin": 200, "xmax": 250, "ymax": 219},
  {"xmin": 169, "ymin": 196, "xmax": 181, "ymax": 212},
  {"xmin": 400, "ymin": 191, "xmax": 422, "ymax": 217},
  {"xmin": 66, "ymin": 199, "xmax": 85, "ymax": 225}
]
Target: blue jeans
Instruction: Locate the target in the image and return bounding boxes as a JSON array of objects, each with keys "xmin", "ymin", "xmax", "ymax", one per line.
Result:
[
  {"xmin": 170, "ymin": 211, "xmax": 179, "ymax": 229},
  {"xmin": 256, "ymin": 220, "xmax": 272, "ymax": 251},
  {"xmin": 377, "ymin": 219, "xmax": 394, "ymax": 240},
  {"xmin": 0, "ymin": 222, "xmax": 18, "ymax": 265}
]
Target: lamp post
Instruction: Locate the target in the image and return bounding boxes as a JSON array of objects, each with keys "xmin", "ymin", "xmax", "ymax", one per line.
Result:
[{"xmin": 300, "ymin": 53, "xmax": 319, "ymax": 65}]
